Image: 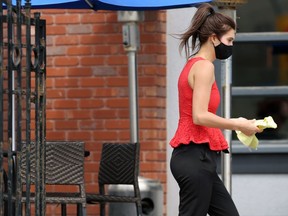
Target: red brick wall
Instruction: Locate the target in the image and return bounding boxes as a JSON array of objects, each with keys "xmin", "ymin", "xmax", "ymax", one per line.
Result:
[{"xmin": 39, "ymin": 9, "xmax": 167, "ymax": 216}]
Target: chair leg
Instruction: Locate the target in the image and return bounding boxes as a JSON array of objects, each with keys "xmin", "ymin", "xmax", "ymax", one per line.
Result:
[
  {"xmin": 100, "ymin": 202, "xmax": 105, "ymax": 216},
  {"xmin": 82, "ymin": 206, "xmax": 87, "ymax": 216},
  {"xmin": 77, "ymin": 203, "xmax": 86, "ymax": 216},
  {"xmin": 61, "ymin": 204, "xmax": 67, "ymax": 216},
  {"xmin": 77, "ymin": 204, "xmax": 81, "ymax": 216},
  {"xmin": 136, "ymin": 200, "xmax": 143, "ymax": 216}
]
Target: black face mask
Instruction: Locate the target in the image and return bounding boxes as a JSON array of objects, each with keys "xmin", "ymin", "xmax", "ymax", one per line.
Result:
[{"xmin": 214, "ymin": 42, "xmax": 233, "ymax": 60}]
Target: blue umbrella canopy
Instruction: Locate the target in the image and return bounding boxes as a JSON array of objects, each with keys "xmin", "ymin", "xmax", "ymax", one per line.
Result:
[{"xmin": 23, "ymin": 0, "xmax": 211, "ymax": 10}]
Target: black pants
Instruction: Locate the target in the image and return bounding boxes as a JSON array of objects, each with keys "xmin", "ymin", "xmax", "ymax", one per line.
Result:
[{"xmin": 170, "ymin": 143, "xmax": 239, "ymax": 216}]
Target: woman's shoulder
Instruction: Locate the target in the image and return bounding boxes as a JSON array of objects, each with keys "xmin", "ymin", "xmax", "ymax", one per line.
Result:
[
  {"xmin": 186, "ymin": 57, "xmax": 214, "ymax": 88},
  {"xmin": 191, "ymin": 57, "xmax": 213, "ymax": 67},
  {"xmin": 187, "ymin": 57, "xmax": 213, "ymax": 71},
  {"xmin": 190, "ymin": 57, "xmax": 214, "ymax": 76}
]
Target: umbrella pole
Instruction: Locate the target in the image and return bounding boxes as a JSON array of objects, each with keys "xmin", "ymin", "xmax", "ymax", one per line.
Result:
[
  {"xmin": 118, "ymin": 11, "xmax": 144, "ymax": 144},
  {"xmin": 127, "ymin": 50, "xmax": 139, "ymax": 143}
]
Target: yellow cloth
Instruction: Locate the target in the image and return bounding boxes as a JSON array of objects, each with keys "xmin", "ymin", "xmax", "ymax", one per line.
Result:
[{"xmin": 236, "ymin": 116, "xmax": 277, "ymax": 149}]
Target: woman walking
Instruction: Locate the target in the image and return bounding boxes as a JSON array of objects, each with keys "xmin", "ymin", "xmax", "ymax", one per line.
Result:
[{"xmin": 170, "ymin": 3, "xmax": 261, "ymax": 216}]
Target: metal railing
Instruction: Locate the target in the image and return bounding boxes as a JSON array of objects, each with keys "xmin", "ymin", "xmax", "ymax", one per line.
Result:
[{"xmin": 0, "ymin": 0, "xmax": 46, "ymax": 215}]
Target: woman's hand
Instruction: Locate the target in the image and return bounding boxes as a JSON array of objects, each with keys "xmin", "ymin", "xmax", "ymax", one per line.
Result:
[{"xmin": 234, "ymin": 117, "xmax": 262, "ymax": 136}]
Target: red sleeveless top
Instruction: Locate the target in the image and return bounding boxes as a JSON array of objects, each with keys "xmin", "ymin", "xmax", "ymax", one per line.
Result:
[{"xmin": 170, "ymin": 57, "xmax": 228, "ymax": 151}]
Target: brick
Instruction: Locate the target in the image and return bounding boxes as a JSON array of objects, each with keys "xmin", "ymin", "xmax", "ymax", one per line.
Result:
[
  {"xmin": 92, "ymin": 24, "xmax": 120, "ymax": 34},
  {"xmin": 80, "ymin": 77, "xmax": 105, "ymax": 87},
  {"xmin": 91, "ymin": 66, "xmax": 118, "ymax": 76},
  {"xmin": 46, "ymin": 131, "xmax": 66, "ymax": 140},
  {"xmin": 106, "ymin": 98, "xmax": 129, "ymax": 108},
  {"xmin": 102, "ymin": 55, "xmax": 127, "ymax": 66},
  {"xmin": 140, "ymin": 141, "xmax": 166, "ymax": 151},
  {"xmin": 55, "ymin": 35, "xmax": 80, "ymax": 46},
  {"xmin": 93, "ymin": 131, "xmax": 118, "ymax": 141},
  {"xmin": 140, "ymin": 162, "xmax": 166, "ymax": 172},
  {"xmin": 79, "ymin": 120, "xmax": 103, "ymax": 130},
  {"xmin": 138, "ymin": 54, "xmax": 157, "ymax": 65},
  {"xmin": 92, "ymin": 45, "xmax": 119, "ymax": 55},
  {"xmin": 46, "ymin": 120, "xmax": 54, "ymax": 130},
  {"xmin": 85, "ymin": 161, "xmax": 100, "ymax": 172},
  {"xmin": 38, "ymin": 9, "xmax": 65, "ymax": 15},
  {"xmin": 105, "ymin": 12, "xmax": 118, "ymax": 22},
  {"xmin": 80, "ymin": 35, "xmax": 107, "ymax": 45},
  {"xmin": 144, "ymin": 151, "xmax": 166, "ymax": 161},
  {"xmin": 140, "ymin": 86, "xmax": 158, "ymax": 97},
  {"xmin": 79, "ymin": 99, "xmax": 103, "ymax": 109},
  {"xmin": 143, "ymin": 11, "xmax": 158, "ymax": 21},
  {"xmin": 81, "ymin": 13, "xmax": 106, "ymax": 24},
  {"xmin": 156, "ymin": 54, "xmax": 167, "ymax": 65},
  {"xmin": 67, "ymin": 24, "xmax": 92, "ymax": 35},
  {"xmin": 55, "ymin": 120, "xmax": 78, "ymax": 130},
  {"xmin": 67, "ymin": 67, "xmax": 93, "ymax": 77},
  {"xmin": 141, "ymin": 108, "xmax": 166, "ymax": 118},
  {"xmin": 117, "ymin": 110, "xmax": 130, "ymax": 118},
  {"xmin": 93, "ymin": 110, "xmax": 117, "ymax": 119},
  {"xmin": 47, "ymin": 67, "xmax": 67, "ymax": 77},
  {"xmin": 106, "ymin": 77, "xmax": 128, "ymax": 87},
  {"xmin": 118, "ymin": 131, "xmax": 130, "ymax": 140},
  {"xmin": 54, "ymin": 78, "xmax": 79, "ymax": 88},
  {"xmin": 66, "ymin": 110, "xmax": 92, "ymax": 119},
  {"xmin": 53, "ymin": 100, "xmax": 78, "ymax": 109},
  {"xmin": 139, "ymin": 98, "xmax": 165, "ymax": 108},
  {"xmin": 139, "ymin": 77, "xmax": 157, "ymax": 86},
  {"xmin": 93, "ymin": 88, "xmax": 127, "ymax": 97},
  {"xmin": 106, "ymin": 34, "xmax": 122, "ymax": 44},
  {"xmin": 67, "ymin": 89, "xmax": 93, "ymax": 98},
  {"xmin": 104, "ymin": 119, "xmax": 130, "ymax": 129},
  {"xmin": 46, "ymin": 25, "xmax": 66, "ymax": 35},
  {"xmin": 67, "ymin": 46, "xmax": 93, "ymax": 56},
  {"xmin": 47, "ymin": 46, "xmax": 68, "ymax": 56},
  {"xmin": 55, "ymin": 14, "xmax": 80, "ymax": 24},
  {"xmin": 80, "ymin": 56, "xmax": 105, "ymax": 66},
  {"xmin": 40, "ymin": 14, "xmax": 54, "ymax": 25},
  {"xmin": 140, "ymin": 119, "xmax": 166, "ymax": 129},
  {"xmin": 47, "ymin": 89, "xmax": 65, "ymax": 99},
  {"xmin": 68, "ymin": 9, "xmax": 91, "ymax": 15},
  {"xmin": 46, "ymin": 79, "xmax": 54, "ymax": 88},
  {"xmin": 67, "ymin": 131, "xmax": 92, "ymax": 141},
  {"xmin": 142, "ymin": 44, "xmax": 166, "ymax": 54},
  {"xmin": 46, "ymin": 110, "xmax": 66, "ymax": 120},
  {"xmin": 54, "ymin": 56, "xmax": 79, "ymax": 67}
]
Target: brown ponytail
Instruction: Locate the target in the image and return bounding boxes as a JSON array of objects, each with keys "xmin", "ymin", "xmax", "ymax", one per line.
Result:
[{"xmin": 179, "ymin": 3, "xmax": 236, "ymax": 59}]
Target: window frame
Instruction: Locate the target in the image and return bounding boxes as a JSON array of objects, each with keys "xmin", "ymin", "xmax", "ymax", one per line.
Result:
[{"xmin": 225, "ymin": 32, "xmax": 288, "ymax": 173}]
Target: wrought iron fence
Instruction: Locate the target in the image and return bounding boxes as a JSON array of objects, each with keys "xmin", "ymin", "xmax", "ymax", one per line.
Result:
[{"xmin": 0, "ymin": 0, "xmax": 46, "ymax": 215}]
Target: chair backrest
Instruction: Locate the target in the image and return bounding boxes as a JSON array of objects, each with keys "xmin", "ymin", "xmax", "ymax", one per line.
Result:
[
  {"xmin": 21, "ymin": 141, "xmax": 85, "ymax": 185},
  {"xmin": 98, "ymin": 142, "xmax": 139, "ymax": 185}
]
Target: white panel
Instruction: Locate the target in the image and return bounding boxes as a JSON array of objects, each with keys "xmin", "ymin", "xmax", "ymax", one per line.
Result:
[{"xmin": 166, "ymin": 7, "xmax": 197, "ymax": 216}]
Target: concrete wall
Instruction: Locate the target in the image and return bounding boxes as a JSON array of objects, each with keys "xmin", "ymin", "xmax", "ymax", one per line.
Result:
[{"xmin": 166, "ymin": 7, "xmax": 194, "ymax": 216}]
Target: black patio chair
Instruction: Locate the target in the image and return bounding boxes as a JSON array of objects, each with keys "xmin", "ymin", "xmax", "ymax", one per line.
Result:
[
  {"xmin": 21, "ymin": 141, "xmax": 87, "ymax": 216},
  {"xmin": 86, "ymin": 142, "xmax": 142, "ymax": 216}
]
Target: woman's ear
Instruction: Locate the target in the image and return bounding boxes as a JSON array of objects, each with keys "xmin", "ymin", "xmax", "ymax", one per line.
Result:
[{"xmin": 211, "ymin": 34, "xmax": 219, "ymax": 46}]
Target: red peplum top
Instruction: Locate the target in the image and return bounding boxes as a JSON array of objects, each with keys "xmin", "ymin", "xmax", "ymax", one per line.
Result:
[{"xmin": 170, "ymin": 57, "xmax": 228, "ymax": 151}]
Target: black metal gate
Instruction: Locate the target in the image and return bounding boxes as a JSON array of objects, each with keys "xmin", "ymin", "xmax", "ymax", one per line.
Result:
[{"xmin": 0, "ymin": 0, "xmax": 46, "ymax": 215}]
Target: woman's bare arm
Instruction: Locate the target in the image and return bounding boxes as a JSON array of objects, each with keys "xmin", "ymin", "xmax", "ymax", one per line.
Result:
[{"xmin": 189, "ymin": 60, "xmax": 260, "ymax": 136}]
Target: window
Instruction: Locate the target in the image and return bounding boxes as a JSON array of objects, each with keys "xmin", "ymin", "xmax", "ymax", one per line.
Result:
[
  {"xmin": 215, "ymin": 0, "xmax": 288, "ymax": 173},
  {"xmin": 232, "ymin": 35, "xmax": 288, "ymax": 141}
]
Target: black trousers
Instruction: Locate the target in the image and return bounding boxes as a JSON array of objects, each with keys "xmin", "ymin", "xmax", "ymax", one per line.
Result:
[{"xmin": 170, "ymin": 143, "xmax": 240, "ymax": 216}]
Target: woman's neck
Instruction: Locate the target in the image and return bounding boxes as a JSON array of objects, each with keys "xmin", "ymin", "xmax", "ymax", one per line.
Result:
[{"xmin": 194, "ymin": 42, "xmax": 216, "ymax": 62}]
